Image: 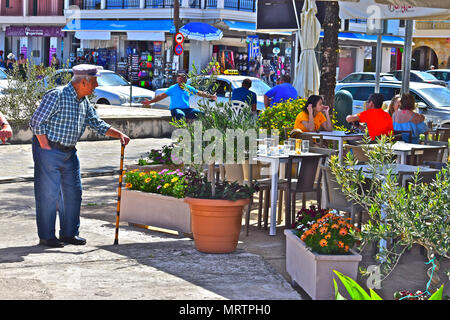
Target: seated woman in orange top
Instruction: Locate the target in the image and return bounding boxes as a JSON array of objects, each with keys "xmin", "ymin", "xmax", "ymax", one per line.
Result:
[{"xmin": 294, "ymin": 95, "xmax": 333, "ymax": 132}]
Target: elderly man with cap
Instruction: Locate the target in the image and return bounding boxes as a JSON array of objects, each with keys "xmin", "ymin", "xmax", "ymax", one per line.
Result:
[
  {"xmin": 142, "ymin": 70, "xmax": 217, "ymax": 120},
  {"xmin": 29, "ymin": 64, "xmax": 130, "ymax": 248}
]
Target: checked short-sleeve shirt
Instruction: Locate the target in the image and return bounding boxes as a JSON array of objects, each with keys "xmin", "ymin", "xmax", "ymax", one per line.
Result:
[{"xmin": 29, "ymin": 82, "xmax": 111, "ymax": 147}]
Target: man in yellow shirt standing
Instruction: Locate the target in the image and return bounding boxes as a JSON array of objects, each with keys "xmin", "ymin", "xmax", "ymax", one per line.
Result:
[{"xmin": 294, "ymin": 95, "xmax": 333, "ymax": 132}]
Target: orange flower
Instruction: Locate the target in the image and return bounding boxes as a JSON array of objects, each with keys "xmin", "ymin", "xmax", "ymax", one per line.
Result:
[
  {"xmin": 301, "ymin": 234, "xmax": 307, "ymax": 241},
  {"xmin": 325, "ymin": 233, "xmax": 331, "ymax": 240},
  {"xmin": 344, "ymin": 245, "xmax": 349, "ymax": 252},
  {"xmin": 338, "ymin": 241, "xmax": 344, "ymax": 248},
  {"xmin": 311, "ymin": 223, "xmax": 319, "ymax": 230},
  {"xmin": 125, "ymin": 183, "xmax": 132, "ymax": 188},
  {"xmin": 319, "ymin": 239, "xmax": 328, "ymax": 247},
  {"xmin": 145, "ymin": 178, "xmax": 151, "ymax": 183},
  {"xmin": 319, "ymin": 227, "xmax": 328, "ymax": 235},
  {"xmin": 331, "ymin": 224, "xmax": 339, "ymax": 229},
  {"xmin": 339, "ymin": 228, "xmax": 348, "ymax": 236},
  {"xmin": 317, "ymin": 218, "xmax": 324, "ymax": 224}
]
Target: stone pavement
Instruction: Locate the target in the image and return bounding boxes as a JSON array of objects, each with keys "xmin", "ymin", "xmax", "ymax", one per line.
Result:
[
  {"xmin": 0, "ymin": 138, "xmax": 448, "ymax": 300},
  {"xmin": 0, "ymin": 138, "xmax": 302, "ymax": 300}
]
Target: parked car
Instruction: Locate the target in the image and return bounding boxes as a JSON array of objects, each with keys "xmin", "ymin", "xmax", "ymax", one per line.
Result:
[
  {"xmin": 43, "ymin": 69, "xmax": 155, "ymax": 107},
  {"xmin": 338, "ymin": 72, "xmax": 399, "ymax": 83},
  {"xmin": 390, "ymin": 70, "xmax": 447, "ymax": 87},
  {"xmin": 425, "ymin": 69, "xmax": 450, "ymax": 89},
  {"xmin": 335, "ymin": 82, "xmax": 450, "ymax": 123},
  {"xmin": 153, "ymin": 75, "xmax": 271, "ymax": 111}
]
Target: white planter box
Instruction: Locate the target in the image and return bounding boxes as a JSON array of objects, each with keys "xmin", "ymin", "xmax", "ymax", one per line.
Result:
[
  {"xmin": 120, "ymin": 189, "xmax": 191, "ymax": 234},
  {"xmin": 284, "ymin": 229, "xmax": 362, "ymax": 300}
]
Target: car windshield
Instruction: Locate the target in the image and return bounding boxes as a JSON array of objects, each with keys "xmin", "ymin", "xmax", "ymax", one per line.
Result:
[
  {"xmin": 0, "ymin": 69, "xmax": 7, "ymax": 80},
  {"xmin": 380, "ymin": 76, "xmax": 398, "ymax": 81},
  {"xmin": 232, "ymin": 79, "xmax": 271, "ymax": 96},
  {"xmin": 418, "ymin": 87, "xmax": 450, "ymax": 107},
  {"xmin": 417, "ymin": 72, "xmax": 438, "ymax": 81},
  {"xmin": 97, "ymin": 73, "xmax": 129, "ymax": 86}
]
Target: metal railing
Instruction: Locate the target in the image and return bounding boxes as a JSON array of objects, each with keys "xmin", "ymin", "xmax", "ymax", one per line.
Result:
[
  {"xmin": 106, "ymin": 0, "xmax": 141, "ymax": 9},
  {"xmin": 144, "ymin": 0, "xmax": 182, "ymax": 8},
  {"xmin": 224, "ymin": 0, "xmax": 255, "ymax": 12},
  {"xmin": 204, "ymin": 0, "xmax": 217, "ymax": 9}
]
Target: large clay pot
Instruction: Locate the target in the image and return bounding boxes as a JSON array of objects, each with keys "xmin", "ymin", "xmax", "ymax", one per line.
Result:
[{"xmin": 185, "ymin": 197, "xmax": 250, "ymax": 254}]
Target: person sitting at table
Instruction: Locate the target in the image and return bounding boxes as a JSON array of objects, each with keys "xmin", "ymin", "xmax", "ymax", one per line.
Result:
[
  {"xmin": 392, "ymin": 93, "xmax": 428, "ymax": 144},
  {"xmin": 388, "ymin": 94, "xmax": 401, "ymax": 117},
  {"xmin": 293, "ymin": 95, "xmax": 333, "ymax": 135},
  {"xmin": 346, "ymin": 93, "xmax": 393, "ymax": 141}
]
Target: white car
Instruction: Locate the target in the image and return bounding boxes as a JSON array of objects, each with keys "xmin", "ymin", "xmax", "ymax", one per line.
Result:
[
  {"xmin": 153, "ymin": 75, "xmax": 271, "ymax": 111},
  {"xmin": 44, "ymin": 69, "xmax": 155, "ymax": 107},
  {"xmin": 426, "ymin": 69, "xmax": 450, "ymax": 89}
]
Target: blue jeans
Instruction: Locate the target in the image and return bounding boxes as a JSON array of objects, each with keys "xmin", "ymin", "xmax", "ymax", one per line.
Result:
[
  {"xmin": 170, "ymin": 108, "xmax": 203, "ymax": 121},
  {"xmin": 32, "ymin": 136, "xmax": 82, "ymax": 240}
]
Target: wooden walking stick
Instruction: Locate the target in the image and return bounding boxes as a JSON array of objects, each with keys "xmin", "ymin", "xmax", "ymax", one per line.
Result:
[{"xmin": 114, "ymin": 144, "xmax": 126, "ymax": 245}]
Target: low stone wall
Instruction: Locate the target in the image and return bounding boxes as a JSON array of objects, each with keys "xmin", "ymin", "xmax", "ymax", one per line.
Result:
[{"xmin": 6, "ymin": 105, "xmax": 176, "ymax": 144}]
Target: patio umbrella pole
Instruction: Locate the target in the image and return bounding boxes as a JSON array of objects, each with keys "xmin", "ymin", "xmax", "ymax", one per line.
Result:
[{"xmin": 114, "ymin": 144, "xmax": 126, "ymax": 245}]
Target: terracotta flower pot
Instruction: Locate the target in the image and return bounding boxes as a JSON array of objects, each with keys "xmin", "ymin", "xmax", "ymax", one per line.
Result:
[{"xmin": 184, "ymin": 197, "xmax": 250, "ymax": 254}]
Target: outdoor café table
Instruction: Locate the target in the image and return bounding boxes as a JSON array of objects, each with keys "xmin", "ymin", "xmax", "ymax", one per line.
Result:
[
  {"xmin": 300, "ymin": 131, "xmax": 365, "ymax": 163},
  {"xmin": 366, "ymin": 141, "xmax": 444, "ymax": 164},
  {"xmin": 349, "ymin": 163, "xmax": 439, "ymax": 261},
  {"xmin": 252, "ymin": 151, "xmax": 323, "ymax": 236}
]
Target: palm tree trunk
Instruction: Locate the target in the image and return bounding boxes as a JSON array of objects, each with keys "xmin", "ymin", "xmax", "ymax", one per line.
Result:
[{"xmin": 319, "ymin": 1, "xmax": 340, "ymax": 112}]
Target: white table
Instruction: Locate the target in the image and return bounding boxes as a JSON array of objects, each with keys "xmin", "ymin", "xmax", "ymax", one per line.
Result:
[
  {"xmin": 254, "ymin": 152, "xmax": 324, "ymax": 236},
  {"xmin": 301, "ymin": 131, "xmax": 365, "ymax": 163},
  {"xmin": 367, "ymin": 141, "xmax": 444, "ymax": 164}
]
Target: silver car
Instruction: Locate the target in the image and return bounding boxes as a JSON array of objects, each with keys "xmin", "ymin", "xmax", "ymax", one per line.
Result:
[
  {"xmin": 426, "ymin": 69, "xmax": 450, "ymax": 89},
  {"xmin": 335, "ymin": 82, "xmax": 450, "ymax": 124},
  {"xmin": 44, "ymin": 69, "xmax": 155, "ymax": 107},
  {"xmin": 338, "ymin": 72, "xmax": 399, "ymax": 83},
  {"xmin": 153, "ymin": 75, "xmax": 271, "ymax": 111}
]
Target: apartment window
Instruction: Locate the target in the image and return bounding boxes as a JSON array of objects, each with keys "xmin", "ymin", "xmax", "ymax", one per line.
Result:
[
  {"xmin": 6, "ymin": 0, "xmax": 10, "ymax": 8},
  {"xmin": 399, "ymin": 20, "xmax": 405, "ymax": 27}
]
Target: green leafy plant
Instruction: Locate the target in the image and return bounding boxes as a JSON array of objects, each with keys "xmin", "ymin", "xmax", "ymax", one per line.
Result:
[
  {"xmin": 125, "ymin": 168, "xmax": 188, "ymax": 199},
  {"xmin": 138, "ymin": 144, "xmax": 176, "ymax": 166},
  {"xmin": 257, "ymin": 98, "xmax": 306, "ymax": 141},
  {"xmin": 0, "ymin": 59, "xmax": 72, "ymax": 125},
  {"xmin": 333, "ymin": 270, "xmax": 444, "ymax": 300},
  {"xmin": 329, "ymin": 134, "xmax": 450, "ymax": 283}
]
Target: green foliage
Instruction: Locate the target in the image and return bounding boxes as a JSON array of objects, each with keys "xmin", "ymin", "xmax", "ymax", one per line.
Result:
[
  {"xmin": 329, "ymin": 134, "xmax": 450, "ymax": 282},
  {"xmin": 257, "ymin": 98, "xmax": 306, "ymax": 141},
  {"xmin": 0, "ymin": 60, "xmax": 72, "ymax": 124},
  {"xmin": 125, "ymin": 168, "xmax": 188, "ymax": 199}
]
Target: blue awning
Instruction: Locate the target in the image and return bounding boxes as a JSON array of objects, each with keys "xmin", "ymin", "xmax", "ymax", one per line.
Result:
[
  {"xmin": 320, "ymin": 31, "xmax": 406, "ymax": 46},
  {"xmin": 63, "ymin": 19, "xmax": 176, "ymax": 33}
]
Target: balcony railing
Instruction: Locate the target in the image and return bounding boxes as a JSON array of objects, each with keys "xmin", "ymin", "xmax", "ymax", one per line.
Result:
[
  {"xmin": 224, "ymin": 0, "xmax": 255, "ymax": 12},
  {"xmin": 106, "ymin": 0, "xmax": 141, "ymax": 9},
  {"xmin": 144, "ymin": 0, "xmax": 182, "ymax": 8},
  {"xmin": 415, "ymin": 21, "xmax": 450, "ymax": 30},
  {"xmin": 69, "ymin": 0, "xmax": 100, "ymax": 10},
  {"xmin": 204, "ymin": 0, "xmax": 217, "ymax": 9}
]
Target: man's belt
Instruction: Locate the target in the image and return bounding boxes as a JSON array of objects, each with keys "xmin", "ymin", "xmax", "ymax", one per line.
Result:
[{"xmin": 48, "ymin": 140, "xmax": 75, "ymax": 152}]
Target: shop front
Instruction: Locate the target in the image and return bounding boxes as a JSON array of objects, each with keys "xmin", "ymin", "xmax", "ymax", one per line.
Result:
[
  {"xmin": 5, "ymin": 26, "xmax": 66, "ymax": 67},
  {"xmin": 63, "ymin": 19, "xmax": 175, "ymax": 90}
]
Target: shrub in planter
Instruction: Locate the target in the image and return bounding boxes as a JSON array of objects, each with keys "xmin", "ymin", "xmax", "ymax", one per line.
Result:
[
  {"xmin": 137, "ymin": 144, "xmax": 178, "ymax": 166},
  {"xmin": 292, "ymin": 205, "xmax": 330, "ymax": 233},
  {"xmin": 120, "ymin": 168, "xmax": 192, "ymax": 234},
  {"xmin": 285, "ymin": 212, "xmax": 362, "ymax": 300}
]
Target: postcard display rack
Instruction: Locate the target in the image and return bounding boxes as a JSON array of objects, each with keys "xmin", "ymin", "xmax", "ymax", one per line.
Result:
[
  {"xmin": 127, "ymin": 53, "xmax": 140, "ymax": 84},
  {"xmin": 138, "ymin": 52, "xmax": 154, "ymax": 89}
]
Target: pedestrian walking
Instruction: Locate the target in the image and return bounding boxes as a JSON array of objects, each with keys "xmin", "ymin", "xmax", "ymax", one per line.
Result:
[
  {"xmin": 29, "ymin": 64, "xmax": 130, "ymax": 248},
  {"xmin": 142, "ymin": 70, "xmax": 217, "ymax": 120},
  {"xmin": 0, "ymin": 111, "xmax": 13, "ymax": 144},
  {"xmin": 18, "ymin": 53, "xmax": 27, "ymax": 80},
  {"xmin": 6, "ymin": 53, "xmax": 15, "ymax": 73}
]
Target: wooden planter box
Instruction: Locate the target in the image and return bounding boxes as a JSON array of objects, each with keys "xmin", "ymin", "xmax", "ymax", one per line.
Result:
[
  {"xmin": 120, "ymin": 189, "xmax": 191, "ymax": 234},
  {"xmin": 284, "ymin": 229, "xmax": 362, "ymax": 300}
]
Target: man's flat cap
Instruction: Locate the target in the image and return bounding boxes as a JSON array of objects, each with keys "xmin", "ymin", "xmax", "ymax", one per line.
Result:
[{"xmin": 73, "ymin": 64, "xmax": 103, "ymax": 77}]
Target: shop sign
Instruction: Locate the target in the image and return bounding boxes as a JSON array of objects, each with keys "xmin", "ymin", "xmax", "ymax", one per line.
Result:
[
  {"xmin": 154, "ymin": 42, "xmax": 162, "ymax": 56},
  {"xmin": 5, "ymin": 26, "xmax": 65, "ymax": 38}
]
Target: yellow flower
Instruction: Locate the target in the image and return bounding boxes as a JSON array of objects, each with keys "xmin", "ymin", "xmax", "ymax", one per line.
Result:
[
  {"xmin": 125, "ymin": 183, "xmax": 132, "ymax": 189},
  {"xmin": 163, "ymin": 183, "xmax": 170, "ymax": 189},
  {"xmin": 139, "ymin": 172, "xmax": 146, "ymax": 177},
  {"xmin": 171, "ymin": 177, "xmax": 179, "ymax": 183},
  {"xmin": 145, "ymin": 178, "xmax": 151, "ymax": 183},
  {"xmin": 150, "ymin": 171, "xmax": 157, "ymax": 175}
]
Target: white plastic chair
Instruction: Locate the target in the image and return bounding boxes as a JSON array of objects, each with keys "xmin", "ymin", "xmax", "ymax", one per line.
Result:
[{"xmin": 229, "ymin": 100, "xmax": 248, "ymax": 121}]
